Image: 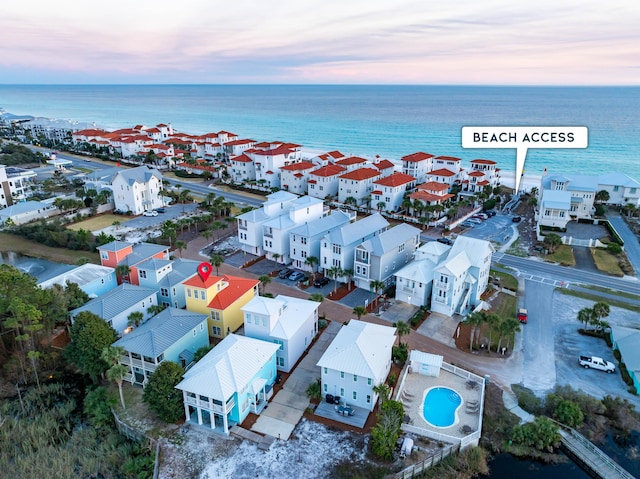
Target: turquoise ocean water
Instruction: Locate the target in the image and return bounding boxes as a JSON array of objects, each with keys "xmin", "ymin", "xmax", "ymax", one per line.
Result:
[{"xmin": 1, "ymin": 85, "xmax": 639, "ymax": 179}]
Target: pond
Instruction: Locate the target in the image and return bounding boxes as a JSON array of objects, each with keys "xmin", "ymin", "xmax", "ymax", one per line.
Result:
[{"xmin": 0, "ymin": 251, "xmax": 75, "ymax": 282}]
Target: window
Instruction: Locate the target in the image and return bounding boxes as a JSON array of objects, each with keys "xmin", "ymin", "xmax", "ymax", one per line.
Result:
[
  {"xmin": 262, "ymin": 317, "xmax": 267, "ymax": 327},
  {"xmin": 277, "ymin": 356, "xmax": 284, "ymax": 367},
  {"xmin": 324, "ymin": 367, "xmax": 328, "ymax": 374},
  {"xmin": 200, "ymin": 323, "xmax": 204, "ymax": 331},
  {"xmin": 187, "ymin": 289, "xmax": 191, "ymax": 297},
  {"xmin": 211, "ymin": 311, "xmax": 220, "ymax": 321},
  {"xmin": 200, "ymin": 290, "xmax": 205, "ymax": 300},
  {"xmin": 324, "ymin": 383, "xmax": 327, "ymax": 392},
  {"xmin": 192, "ymin": 329, "xmax": 196, "ymax": 337},
  {"xmin": 274, "ymin": 339, "xmax": 284, "ymax": 350},
  {"xmin": 613, "ymin": 186, "xmax": 619, "ymax": 192},
  {"xmin": 340, "ymin": 387, "xmax": 344, "ymax": 397},
  {"xmin": 160, "ymin": 288, "xmax": 168, "ymax": 297},
  {"xmin": 368, "ymin": 378, "xmax": 372, "ymax": 386},
  {"xmin": 100, "ymin": 251, "xmax": 109, "ymax": 260},
  {"xmin": 340, "ymin": 371, "xmax": 345, "ymax": 379},
  {"xmin": 353, "ymin": 374, "xmax": 357, "ymax": 382},
  {"xmin": 353, "ymin": 391, "xmax": 357, "ymax": 400},
  {"xmin": 246, "ymin": 313, "xmax": 251, "ymax": 323},
  {"xmin": 139, "ymin": 270, "xmax": 147, "ymax": 279},
  {"xmin": 398, "ymin": 243, "xmax": 405, "ymax": 252},
  {"xmin": 301, "ymin": 237, "xmax": 307, "ymax": 245},
  {"xmin": 332, "ymin": 245, "xmax": 341, "ymax": 254},
  {"xmin": 212, "ymin": 326, "xmax": 221, "ymax": 336},
  {"xmin": 156, "ymin": 353, "xmax": 164, "ymax": 363}
]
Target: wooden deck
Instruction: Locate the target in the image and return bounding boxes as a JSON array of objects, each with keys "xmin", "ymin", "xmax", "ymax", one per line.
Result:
[
  {"xmin": 314, "ymin": 401, "xmax": 370, "ymax": 428},
  {"xmin": 559, "ymin": 429, "xmax": 635, "ymax": 479}
]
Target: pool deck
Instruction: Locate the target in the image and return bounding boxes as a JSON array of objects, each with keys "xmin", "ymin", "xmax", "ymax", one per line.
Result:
[{"xmin": 397, "ymin": 368, "xmax": 483, "ymax": 440}]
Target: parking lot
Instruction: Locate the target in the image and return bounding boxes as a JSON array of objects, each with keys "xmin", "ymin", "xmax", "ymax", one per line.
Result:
[{"xmin": 459, "ymin": 213, "xmax": 515, "ymax": 244}]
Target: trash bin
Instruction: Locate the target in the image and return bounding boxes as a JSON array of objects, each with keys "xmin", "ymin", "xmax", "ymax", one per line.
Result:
[{"xmin": 325, "ymin": 394, "xmax": 335, "ymax": 404}]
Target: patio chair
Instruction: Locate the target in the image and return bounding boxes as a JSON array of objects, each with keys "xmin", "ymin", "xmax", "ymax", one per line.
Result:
[
  {"xmin": 466, "ymin": 404, "xmax": 480, "ymax": 414},
  {"xmin": 466, "ymin": 400, "xmax": 479, "ymax": 407}
]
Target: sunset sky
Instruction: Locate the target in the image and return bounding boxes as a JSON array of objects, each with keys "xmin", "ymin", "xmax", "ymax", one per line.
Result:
[{"xmin": 2, "ymin": 0, "xmax": 639, "ymax": 84}]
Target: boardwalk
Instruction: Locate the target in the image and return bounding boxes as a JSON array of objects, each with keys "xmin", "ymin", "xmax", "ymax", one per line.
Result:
[{"xmin": 559, "ymin": 428, "xmax": 635, "ymax": 479}]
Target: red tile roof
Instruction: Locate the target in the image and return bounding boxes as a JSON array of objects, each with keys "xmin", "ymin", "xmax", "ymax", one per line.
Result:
[
  {"xmin": 428, "ymin": 168, "xmax": 456, "ymax": 177},
  {"xmin": 336, "ymin": 156, "xmax": 367, "ymax": 166},
  {"xmin": 307, "ymin": 179, "xmax": 317, "ymax": 184},
  {"xmin": 471, "ymin": 159, "xmax": 497, "ymax": 165},
  {"xmin": 232, "ymin": 154, "xmax": 253, "ymax": 163},
  {"xmin": 477, "ymin": 180, "xmax": 490, "ymax": 186},
  {"xmin": 339, "ymin": 168, "xmax": 380, "ymax": 181},
  {"xmin": 146, "ymin": 128, "xmax": 161, "ymax": 133},
  {"xmin": 373, "ymin": 159, "xmax": 395, "ymax": 170},
  {"xmin": 468, "ymin": 171, "xmax": 484, "ymax": 177},
  {"xmin": 280, "ymin": 161, "xmax": 315, "ymax": 171},
  {"xmin": 183, "ymin": 274, "xmax": 224, "ymax": 289},
  {"xmin": 265, "ymin": 170, "xmax": 274, "ymax": 175},
  {"xmin": 225, "ymin": 139, "xmax": 256, "ymax": 146},
  {"xmin": 435, "ymin": 156, "xmax": 461, "ymax": 162},
  {"xmin": 402, "ymin": 152, "xmax": 434, "ymax": 162},
  {"xmin": 417, "ymin": 181, "xmax": 449, "ymax": 192},
  {"xmin": 409, "ymin": 191, "xmax": 454, "ymax": 203},
  {"xmin": 251, "ymin": 145, "xmax": 295, "ymax": 156},
  {"xmin": 371, "ymin": 190, "xmax": 383, "ymax": 195},
  {"xmin": 374, "ymin": 172, "xmax": 416, "ymax": 187},
  {"xmin": 310, "ymin": 164, "xmax": 346, "ymax": 177},
  {"xmin": 208, "ymin": 276, "xmax": 259, "ymax": 310},
  {"xmin": 73, "ymin": 129, "xmax": 108, "ymax": 137}
]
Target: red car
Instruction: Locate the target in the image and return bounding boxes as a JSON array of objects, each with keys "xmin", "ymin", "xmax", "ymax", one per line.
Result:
[{"xmin": 517, "ymin": 308, "xmax": 528, "ymax": 324}]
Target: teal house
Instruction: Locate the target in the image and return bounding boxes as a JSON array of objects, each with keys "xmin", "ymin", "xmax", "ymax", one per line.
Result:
[
  {"xmin": 610, "ymin": 325, "xmax": 640, "ymax": 394},
  {"xmin": 176, "ymin": 334, "xmax": 279, "ymax": 435},
  {"xmin": 114, "ymin": 308, "xmax": 209, "ymax": 386}
]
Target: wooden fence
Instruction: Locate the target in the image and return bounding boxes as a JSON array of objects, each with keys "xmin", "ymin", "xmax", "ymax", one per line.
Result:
[
  {"xmin": 111, "ymin": 409, "xmax": 161, "ymax": 479},
  {"xmin": 390, "ymin": 443, "xmax": 461, "ymax": 479}
]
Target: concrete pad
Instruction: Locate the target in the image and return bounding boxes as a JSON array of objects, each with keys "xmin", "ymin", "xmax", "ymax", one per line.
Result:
[
  {"xmin": 272, "ymin": 389, "xmax": 309, "ymax": 411},
  {"xmin": 251, "ymin": 415, "xmax": 296, "ymax": 440},
  {"xmin": 262, "ymin": 401, "xmax": 305, "ymax": 422},
  {"xmin": 417, "ymin": 312, "xmax": 459, "ymax": 346}
]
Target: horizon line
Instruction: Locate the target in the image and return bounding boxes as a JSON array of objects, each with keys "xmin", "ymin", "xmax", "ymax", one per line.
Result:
[{"xmin": 1, "ymin": 83, "xmax": 639, "ymax": 88}]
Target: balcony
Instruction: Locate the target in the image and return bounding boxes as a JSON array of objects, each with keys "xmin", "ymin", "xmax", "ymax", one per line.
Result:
[
  {"xmin": 435, "ymin": 281, "xmax": 450, "ymax": 289},
  {"xmin": 264, "ymin": 231, "xmax": 273, "ymax": 238},
  {"xmin": 184, "ymin": 395, "xmax": 235, "ymax": 414},
  {"xmin": 433, "ymin": 296, "xmax": 447, "ymax": 304},
  {"xmin": 120, "ymin": 355, "xmax": 158, "ymax": 373},
  {"xmin": 238, "ymin": 223, "xmax": 247, "ymax": 231}
]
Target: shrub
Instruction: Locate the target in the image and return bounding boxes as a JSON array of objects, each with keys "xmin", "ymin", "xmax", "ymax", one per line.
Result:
[
  {"xmin": 392, "ymin": 343, "xmax": 408, "ymax": 365},
  {"xmin": 607, "ymin": 242, "xmax": 622, "ymax": 254},
  {"xmin": 511, "ymin": 417, "xmax": 561, "ymax": 452},
  {"xmin": 552, "ymin": 399, "xmax": 584, "ymax": 428},
  {"xmin": 512, "ymin": 384, "xmax": 543, "ymax": 415}
]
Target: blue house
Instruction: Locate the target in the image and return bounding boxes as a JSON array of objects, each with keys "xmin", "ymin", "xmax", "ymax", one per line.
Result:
[
  {"xmin": 38, "ymin": 263, "xmax": 117, "ymax": 298},
  {"xmin": 137, "ymin": 257, "xmax": 199, "ymax": 309},
  {"xmin": 176, "ymin": 334, "xmax": 279, "ymax": 435},
  {"xmin": 113, "ymin": 308, "xmax": 209, "ymax": 386},
  {"xmin": 610, "ymin": 326, "xmax": 640, "ymax": 394}
]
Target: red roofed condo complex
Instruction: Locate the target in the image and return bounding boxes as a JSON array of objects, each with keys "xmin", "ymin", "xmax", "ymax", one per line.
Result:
[{"xmin": 372, "ymin": 172, "xmax": 417, "ymax": 212}]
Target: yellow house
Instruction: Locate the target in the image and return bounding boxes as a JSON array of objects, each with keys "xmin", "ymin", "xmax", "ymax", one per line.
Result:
[{"xmin": 183, "ymin": 274, "xmax": 259, "ymax": 339}]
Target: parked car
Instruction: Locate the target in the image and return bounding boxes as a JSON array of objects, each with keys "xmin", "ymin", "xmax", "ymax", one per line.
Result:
[
  {"xmin": 155, "ymin": 207, "xmax": 166, "ymax": 213},
  {"xmin": 517, "ymin": 308, "xmax": 528, "ymax": 324},
  {"xmin": 436, "ymin": 237, "xmax": 453, "ymax": 246},
  {"xmin": 278, "ymin": 268, "xmax": 294, "ymax": 279},
  {"xmin": 288, "ymin": 271, "xmax": 306, "ymax": 281},
  {"xmin": 461, "ymin": 221, "xmax": 475, "ymax": 228},
  {"xmin": 486, "ymin": 210, "xmax": 497, "ymax": 217},
  {"xmin": 474, "ymin": 213, "xmax": 488, "ymax": 220},
  {"xmin": 512, "ymin": 215, "xmax": 522, "ymax": 222},
  {"xmin": 314, "ymin": 276, "xmax": 330, "ymax": 287},
  {"xmin": 579, "ymin": 355, "xmax": 615, "ymax": 373},
  {"xmin": 468, "ymin": 218, "xmax": 483, "ymax": 224},
  {"xmin": 142, "ymin": 210, "xmax": 158, "ymax": 217}
]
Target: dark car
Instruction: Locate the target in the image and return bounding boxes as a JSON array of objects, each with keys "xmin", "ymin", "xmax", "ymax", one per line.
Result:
[
  {"xmin": 314, "ymin": 276, "xmax": 330, "ymax": 287},
  {"xmin": 288, "ymin": 271, "xmax": 306, "ymax": 281},
  {"xmin": 155, "ymin": 207, "xmax": 166, "ymax": 213},
  {"xmin": 278, "ymin": 268, "xmax": 294, "ymax": 279},
  {"xmin": 486, "ymin": 210, "xmax": 497, "ymax": 217},
  {"xmin": 512, "ymin": 215, "xmax": 522, "ymax": 222},
  {"xmin": 436, "ymin": 237, "xmax": 453, "ymax": 246}
]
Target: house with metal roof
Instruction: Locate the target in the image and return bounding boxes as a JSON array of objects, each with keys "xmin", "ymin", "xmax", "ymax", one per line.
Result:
[
  {"xmin": 70, "ymin": 283, "xmax": 158, "ymax": 334},
  {"xmin": 289, "ymin": 209, "xmax": 354, "ymax": 271},
  {"xmin": 317, "ymin": 320, "xmax": 396, "ymax": 412},
  {"xmin": 0, "ymin": 200, "xmax": 57, "ymax": 226},
  {"xmin": 137, "ymin": 257, "xmax": 199, "ymax": 309},
  {"xmin": 97, "ymin": 240, "xmax": 170, "ymax": 284},
  {"xmin": 243, "ymin": 295, "xmax": 320, "ymax": 372},
  {"xmin": 610, "ymin": 326, "xmax": 640, "ymax": 394},
  {"xmin": 394, "ymin": 257, "xmax": 438, "ymax": 307},
  {"xmin": 114, "ymin": 308, "xmax": 209, "ymax": 386},
  {"xmin": 598, "ymin": 172, "xmax": 640, "ymax": 207},
  {"xmin": 176, "ymin": 334, "xmax": 280, "ymax": 434},
  {"xmin": 353, "ymin": 223, "xmax": 421, "ymax": 290},
  {"xmin": 183, "ymin": 273, "xmax": 259, "ymax": 340},
  {"xmin": 110, "ymin": 166, "xmax": 164, "ymax": 215},
  {"xmin": 536, "ymin": 189, "xmax": 573, "ymax": 229},
  {"xmin": 38, "ymin": 263, "xmax": 117, "ymax": 298}
]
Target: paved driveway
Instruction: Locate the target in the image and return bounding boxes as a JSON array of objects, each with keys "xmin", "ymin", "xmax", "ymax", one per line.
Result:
[
  {"xmin": 337, "ymin": 287, "xmax": 373, "ymax": 309},
  {"xmin": 460, "ymin": 214, "xmax": 514, "ymax": 244},
  {"xmin": 572, "ymin": 246, "xmax": 599, "ymax": 273},
  {"xmin": 251, "ymin": 320, "xmax": 341, "ymax": 439}
]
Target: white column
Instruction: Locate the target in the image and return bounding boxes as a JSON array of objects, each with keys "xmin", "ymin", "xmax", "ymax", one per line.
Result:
[
  {"xmin": 197, "ymin": 407, "xmax": 203, "ymax": 425},
  {"xmin": 223, "ymin": 413, "xmax": 229, "ymax": 435},
  {"xmin": 183, "ymin": 403, "xmax": 190, "ymax": 422}
]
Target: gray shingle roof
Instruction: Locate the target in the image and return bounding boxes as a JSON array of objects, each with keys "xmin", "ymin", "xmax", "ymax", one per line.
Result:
[{"xmin": 114, "ymin": 308, "xmax": 208, "ymax": 358}]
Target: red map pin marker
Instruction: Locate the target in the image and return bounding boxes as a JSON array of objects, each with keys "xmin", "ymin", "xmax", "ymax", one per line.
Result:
[{"xmin": 197, "ymin": 262, "xmax": 212, "ymax": 282}]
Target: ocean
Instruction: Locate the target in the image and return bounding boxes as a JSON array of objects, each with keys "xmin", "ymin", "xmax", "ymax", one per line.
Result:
[{"xmin": 1, "ymin": 85, "xmax": 639, "ymax": 186}]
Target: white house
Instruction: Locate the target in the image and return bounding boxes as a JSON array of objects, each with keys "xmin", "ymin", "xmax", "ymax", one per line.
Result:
[
  {"xmin": 38, "ymin": 263, "xmax": 117, "ymax": 299},
  {"xmin": 248, "ymin": 143, "xmax": 302, "ymax": 188},
  {"xmin": 280, "ymin": 161, "xmax": 316, "ymax": 195},
  {"xmin": 0, "ymin": 164, "xmax": 37, "ymax": 207},
  {"xmin": 320, "ymin": 213, "xmax": 389, "ymax": 280},
  {"xmin": 430, "ymin": 236, "xmax": 494, "ymax": 317},
  {"xmin": 539, "ymin": 173, "xmax": 597, "ymax": 221},
  {"xmin": 109, "ymin": 166, "xmax": 164, "ymax": 215},
  {"xmin": 335, "ymin": 156, "xmax": 368, "ymax": 171},
  {"xmin": 237, "ymin": 191, "xmax": 299, "ymax": 256},
  {"xmin": 598, "ymin": 173, "xmax": 640, "ymax": 207},
  {"xmin": 401, "ymin": 152, "xmax": 434, "ymax": 184},
  {"xmin": 371, "ymin": 172, "xmax": 416, "ymax": 212},
  {"xmin": 536, "ymin": 189, "xmax": 572, "ymax": 229},
  {"xmin": 70, "ymin": 283, "xmax": 158, "ymax": 335},
  {"xmin": 289, "ymin": 210, "xmax": 354, "ymax": 271},
  {"xmin": 243, "ymin": 295, "xmax": 320, "ymax": 372},
  {"xmin": 317, "ymin": 320, "xmax": 396, "ymax": 412},
  {"xmin": 353, "ymin": 223, "xmax": 421, "ymax": 290},
  {"xmin": 176, "ymin": 334, "xmax": 279, "ymax": 435},
  {"xmin": 0, "ymin": 200, "xmax": 57, "ymax": 226},
  {"xmin": 467, "ymin": 159, "xmax": 500, "ymax": 191},
  {"xmin": 229, "ymin": 154, "xmax": 255, "ymax": 183},
  {"xmin": 262, "ymin": 195, "xmax": 326, "ymax": 263},
  {"xmin": 338, "ymin": 168, "xmax": 381, "ymax": 205},
  {"xmin": 308, "ymin": 164, "xmax": 347, "ymax": 199}
]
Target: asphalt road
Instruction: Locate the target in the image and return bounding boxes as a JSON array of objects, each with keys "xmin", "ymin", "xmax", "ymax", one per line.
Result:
[
  {"xmin": 493, "ymin": 253, "xmax": 640, "ymax": 296},
  {"xmin": 607, "ymin": 211, "xmax": 640, "ymax": 280}
]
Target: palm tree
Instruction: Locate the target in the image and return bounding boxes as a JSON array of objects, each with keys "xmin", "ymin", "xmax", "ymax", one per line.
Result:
[
  {"xmin": 577, "ymin": 307, "xmax": 594, "ymax": 328},
  {"xmin": 353, "ymin": 305, "xmax": 367, "ymax": 320},
  {"xmin": 401, "ymin": 196, "xmax": 413, "ymax": 214},
  {"xmin": 498, "ymin": 318, "xmax": 521, "ymax": 351},
  {"xmin": 465, "ymin": 311, "xmax": 486, "ymax": 352},
  {"xmin": 259, "ymin": 275, "xmax": 271, "ymax": 294},
  {"xmin": 309, "ymin": 293, "xmax": 324, "ymax": 302},
  {"xmin": 543, "ymin": 233, "xmax": 562, "ymax": 253},
  {"xmin": 395, "ymin": 320, "xmax": 411, "ymax": 346},
  {"xmin": 147, "ymin": 304, "xmax": 166, "ymax": 316},
  {"xmin": 372, "ymin": 383, "xmax": 391, "ymax": 412},
  {"xmin": 484, "ymin": 313, "xmax": 501, "ymax": 351},
  {"xmin": 342, "ymin": 268, "xmax": 354, "ymax": 291},
  {"xmin": 344, "ymin": 196, "xmax": 357, "ymax": 209},
  {"xmin": 115, "ymin": 264, "xmax": 131, "ymax": 284},
  {"xmin": 174, "ymin": 239, "xmax": 187, "ymax": 257},
  {"xmin": 328, "ymin": 266, "xmax": 343, "ymax": 294},
  {"xmin": 127, "ymin": 311, "xmax": 144, "ymax": 329},
  {"xmin": 591, "ymin": 302, "xmax": 610, "ymax": 327},
  {"xmin": 377, "ymin": 201, "xmax": 386, "ymax": 212},
  {"xmin": 305, "ymin": 256, "xmax": 319, "ymax": 281},
  {"xmin": 102, "ymin": 346, "xmax": 128, "ymax": 410},
  {"xmin": 369, "ymin": 280, "xmax": 386, "ymax": 312},
  {"xmin": 272, "ymin": 253, "xmax": 281, "ymax": 264},
  {"xmin": 210, "ymin": 254, "xmax": 224, "ymax": 276}
]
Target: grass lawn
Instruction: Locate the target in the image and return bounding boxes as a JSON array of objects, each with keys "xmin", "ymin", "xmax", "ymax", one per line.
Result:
[
  {"xmin": 590, "ymin": 248, "xmax": 624, "ymax": 277},
  {"xmin": 492, "ymin": 292, "xmax": 517, "ymax": 321},
  {"xmin": 490, "ymin": 269, "xmax": 519, "ymax": 291},
  {"xmin": 544, "ymin": 244, "xmax": 575, "ymax": 266},
  {"xmin": 0, "ymin": 233, "xmax": 99, "ymax": 264},
  {"xmin": 66, "ymin": 214, "xmax": 129, "ymax": 232}
]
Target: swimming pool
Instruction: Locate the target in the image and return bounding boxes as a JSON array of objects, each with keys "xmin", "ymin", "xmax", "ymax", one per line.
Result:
[{"xmin": 422, "ymin": 387, "xmax": 461, "ymax": 428}]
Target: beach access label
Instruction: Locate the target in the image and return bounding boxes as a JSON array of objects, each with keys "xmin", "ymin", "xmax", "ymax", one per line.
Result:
[{"xmin": 461, "ymin": 126, "xmax": 588, "ymax": 192}]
